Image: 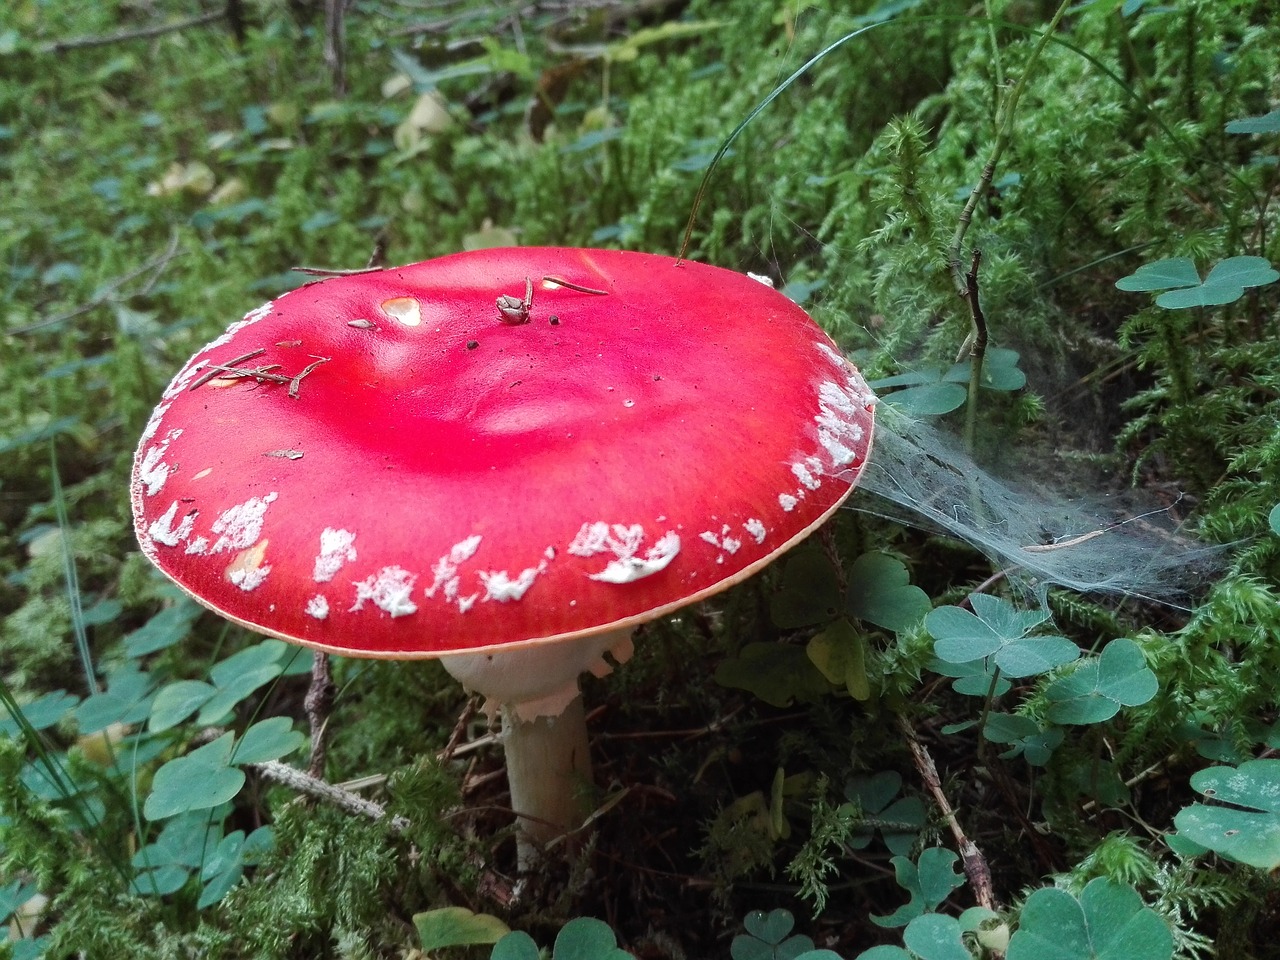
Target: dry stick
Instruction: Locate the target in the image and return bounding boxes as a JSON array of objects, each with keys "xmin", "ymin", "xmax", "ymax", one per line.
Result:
[
  {"xmin": 324, "ymin": 0, "xmax": 347, "ymax": 96},
  {"xmin": 898, "ymin": 714, "xmax": 999, "ymax": 914},
  {"xmin": 304, "ymin": 651, "xmax": 336, "ymax": 780},
  {"xmin": 252, "ymin": 759, "xmax": 410, "ymax": 832},
  {"xmin": 38, "ymin": 10, "xmax": 225, "ymax": 53}
]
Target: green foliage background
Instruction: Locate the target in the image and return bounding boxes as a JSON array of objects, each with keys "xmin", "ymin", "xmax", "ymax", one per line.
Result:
[{"xmin": 2, "ymin": 0, "xmax": 1279, "ymax": 957}]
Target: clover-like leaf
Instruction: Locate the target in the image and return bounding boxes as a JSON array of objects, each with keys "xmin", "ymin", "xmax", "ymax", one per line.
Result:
[
  {"xmin": 415, "ymin": 907, "xmax": 511, "ymax": 953},
  {"xmin": 902, "ymin": 913, "xmax": 971, "ymax": 960},
  {"xmin": 232, "ymin": 716, "xmax": 306, "ymax": 765},
  {"xmin": 492, "ymin": 931, "xmax": 540, "ymax": 960},
  {"xmin": 1114, "ymin": 257, "xmax": 1201, "ymax": 292},
  {"xmin": 1, "ymin": 689, "xmax": 79, "ymax": 736},
  {"xmin": 1226, "ymin": 108, "xmax": 1280, "ymax": 134},
  {"xmin": 807, "ymin": 619, "xmax": 870, "ymax": 700},
  {"xmin": 552, "ymin": 917, "xmax": 633, "ymax": 960},
  {"xmin": 1044, "ymin": 638, "xmax": 1157, "ymax": 725},
  {"xmin": 123, "ymin": 598, "xmax": 203, "ymax": 657},
  {"xmin": 1269, "ymin": 503, "xmax": 1280, "ymax": 535},
  {"xmin": 734, "ymin": 909, "xmax": 816, "ymax": 960},
  {"xmin": 927, "ymin": 594, "xmax": 1049, "ymax": 664},
  {"xmin": 870, "ymin": 370, "xmax": 967, "ymax": 416},
  {"xmin": 843, "ymin": 772, "xmax": 926, "ymax": 854},
  {"xmin": 715, "ymin": 642, "xmax": 832, "ymax": 707},
  {"xmin": 1116, "ymin": 256, "xmax": 1278, "ymax": 309},
  {"xmin": 928, "ymin": 655, "xmax": 1011, "ymax": 697},
  {"xmin": 771, "ymin": 550, "xmax": 842, "ymax": 628},
  {"xmin": 1006, "ymin": 878, "xmax": 1173, "ymax": 960},
  {"xmin": 148, "ymin": 680, "xmax": 216, "ymax": 733},
  {"xmin": 983, "ymin": 713, "xmax": 1064, "ymax": 766},
  {"xmin": 871, "ymin": 848, "xmax": 964, "ymax": 928},
  {"xmin": 144, "ymin": 733, "xmax": 246, "ymax": 820},
  {"xmin": 943, "ymin": 347, "xmax": 1027, "ymax": 392},
  {"xmin": 846, "ymin": 553, "xmax": 931, "ymax": 632},
  {"xmin": 1172, "ymin": 759, "xmax": 1280, "ymax": 869}
]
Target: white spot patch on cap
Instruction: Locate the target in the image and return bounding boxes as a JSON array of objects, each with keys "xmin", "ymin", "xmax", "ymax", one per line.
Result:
[
  {"xmin": 699, "ymin": 525, "xmax": 742, "ymax": 556},
  {"xmin": 779, "ymin": 493, "xmax": 799, "ymax": 512},
  {"xmin": 351, "ymin": 565, "xmax": 418, "ymax": 617},
  {"xmin": 424, "ymin": 534, "xmax": 483, "ymax": 607},
  {"xmin": 744, "ymin": 518, "xmax": 767, "ymax": 544},
  {"xmin": 185, "ymin": 536, "xmax": 210, "ymax": 555},
  {"xmin": 381, "ymin": 296, "xmax": 422, "ymax": 327},
  {"xmin": 791, "ymin": 461, "xmax": 822, "ymax": 492},
  {"xmin": 815, "ymin": 380, "xmax": 866, "ymax": 469},
  {"xmin": 139, "ymin": 402, "xmax": 172, "ymax": 446},
  {"xmin": 479, "ymin": 557, "xmax": 548, "ymax": 603},
  {"xmin": 569, "ymin": 522, "xmax": 644, "ymax": 559},
  {"xmin": 814, "ymin": 340, "xmax": 847, "ymax": 367},
  {"xmin": 306, "ymin": 595, "xmax": 330, "ymax": 620},
  {"xmin": 148, "ymin": 501, "xmax": 196, "ymax": 548},
  {"xmin": 193, "ymin": 468, "xmax": 213, "ymax": 481},
  {"xmin": 313, "ymin": 527, "xmax": 357, "ymax": 582},
  {"xmin": 137, "ymin": 428, "xmax": 183, "ymax": 497},
  {"xmin": 588, "ymin": 530, "xmax": 681, "ymax": 584},
  {"xmin": 747, "ymin": 272, "xmax": 775, "ymax": 287},
  {"xmin": 226, "ymin": 540, "xmax": 270, "ymax": 591},
  {"xmin": 210, "ymin": 492, "xmax": 279, "ymax": 554}
]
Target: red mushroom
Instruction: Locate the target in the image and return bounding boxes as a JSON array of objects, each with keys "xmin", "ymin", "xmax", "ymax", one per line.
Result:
[{"xmin": 130, "ymin": 248, "xmax": 875, "ymax": 864}]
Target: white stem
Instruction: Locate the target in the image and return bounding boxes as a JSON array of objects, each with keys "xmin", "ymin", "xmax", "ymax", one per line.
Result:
[{"xmin": 503, "ymin": 695, "xmax": 591, "ymax": 869}]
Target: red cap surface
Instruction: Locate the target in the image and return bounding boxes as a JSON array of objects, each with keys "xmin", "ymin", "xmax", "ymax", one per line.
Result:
[{"xmin": 130, "ymin": 248, "xmax": 875, "ymax": 657}]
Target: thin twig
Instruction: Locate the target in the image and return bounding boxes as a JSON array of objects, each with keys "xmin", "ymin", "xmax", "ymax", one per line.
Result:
[
  {"xmin": 292, "ymin": 265, "xmax": 384, "ymax": 277},
  {"xmin": 541, "ymin": 275, "xmax": 609, "ymax": 295},
  {"xmin": 288, "ymin": 357, "xmax": 330, "ymax": 399},
  {"xmin": 14, "ymin": 231, "xmax": 182, "ymax": 335},
  {"xmin": 252, "ymin": 759, "xmax": 409, "ymax": 832},
  {"xmin": 898, "ymin": 714, "xmax": 999, "ymax": 915},
  {"xmin": 38, "ymin": 11, "xmax": 225, "ymax": 54}
]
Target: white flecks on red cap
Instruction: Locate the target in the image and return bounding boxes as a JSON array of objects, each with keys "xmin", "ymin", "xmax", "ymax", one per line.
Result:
[
  {"xmin": 352, "ymin": 565, "xmax": 418, "ymax": 618},
  {"xmin": 313, "ymin": 528, "xmax": 357, "ymax": 583}
]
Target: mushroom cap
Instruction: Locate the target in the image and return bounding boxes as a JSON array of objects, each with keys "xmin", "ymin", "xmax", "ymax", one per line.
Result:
[{"xmin": 130, "ymin": 248, "xmax": 875, "ymax": 657}]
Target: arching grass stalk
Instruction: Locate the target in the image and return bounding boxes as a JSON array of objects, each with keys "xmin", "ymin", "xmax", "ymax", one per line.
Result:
[{"xmin": 949, "ymin": 0, "xmax": 1071, "ymax": 455}]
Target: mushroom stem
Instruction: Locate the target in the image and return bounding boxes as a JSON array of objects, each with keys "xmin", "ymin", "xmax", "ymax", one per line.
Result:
[
  {"xmin": 502, "ymin": 694, "xmax": 591, "ymax": 868},
  {"xmin": 439, "ymin": 626, "xmax": 635, "ymax": 867}
]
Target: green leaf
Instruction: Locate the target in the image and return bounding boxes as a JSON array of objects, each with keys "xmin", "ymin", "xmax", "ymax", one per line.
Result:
[
  {"xmin": 871, "ymin": 848, "xmax": 964, "ymax": 928},
  {"xmin": 928, "ymin": 656, "xmax": 1011, "ymax": 697},
  {"xmin": 1225, "ymin": 108, "xmax": 1280, "ymax": 134},
  {"xmin": 943, "ymin": 347, "xmax": 1027, "ymax": 392},
  {"xmin": 144, "ymin": 733, "xmax": 246, "ymax": 820},
  {"xmin": 232, "ymin": 717, "xmax": 306, "ymax": 765},
  {"xmin": 1201, "ymin": 256, "xmax": 1280, "ymax": 291},
  {"xmin": 854, "ymin": 949, "xmax": 912, "ymax": 960},
  {"xmin": 927, "ymin": 595, "xmax": 1071, "ymax": 678},
  {"xmin": 149, "ymin": 680, "xmax": 216, "ymax": 733},
  {"xmin": 807, "ymin": 619, "xmax": 870, "ymax": 699},
  {"xmin": 903, "ymin": 913, "xmax": 970, "ymax": 960},
  {"xmin": 983, "ymin": 714, "xmax": 1063, "ymax": 766},
  {"xmin": 846, "ymin": 553, "xmax": 931, "ymax": 632},
  {"xmin": 734, "ymin": 909, "xmax": 815, "ymax": 960},
  {"xmin": 1114, "ymin": 257, "xmax": 1200, "ymax": 292},
  {"xmin": 75, "ymin": 663, "xmax": 155, "ymax": 733},
  {"xmin": 1173, "ymin": 759, "xmax": 1280, "ymax": 869},
  {"xmin": 491, "ymin": 931, "xmax": 540, "ymax": 960},
  {"xmin": 1006, "ymin": 878, "xmax": 1173, "ymax": 960},
  {"xmin": 198, "ymin": 830, "xmax": 246, "ymax": 908},
  {"xmin": 715, "ymin": 642, "xmax": 832, "ymax": 707},
  {"xmin": 771, "ymin": 551, "xmax": 842, "ymax": 628},
  {"xmin": 843, "ymin": 772, "xmax": 926, "ymax": 854},
  {"xmin": 1044, "ymin": 638, "xmax": 1158, "ymax": 725},
  {"xmin": 414, "ymin": 907, "xmax": 511, "ymax": 952},
  {"xmin": 1269, "ymin": 503, "xmax": 1280, "ymax": 535},
  {"xmin": 883, "ymin": 380, "xmax": 967, "ymax": 416},
  {"xmin": 552, "ymin": 917, "xmax": 632, "ymax": 960},
  {"xmin": 1, "ymin": 689, "xmax": 79, "ymax": 735},
  {"xmin": 123, "ymin": 600, "xmax": 203, "ymax": 657}
]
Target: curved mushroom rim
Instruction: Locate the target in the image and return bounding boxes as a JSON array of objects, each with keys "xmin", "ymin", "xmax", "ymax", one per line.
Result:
[{"xmin": 140, "ymin": 446, "xmax": 872, "ymax": 661}]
